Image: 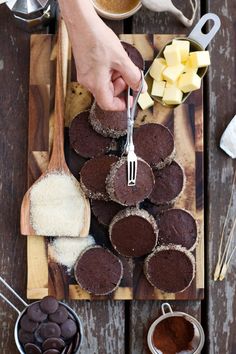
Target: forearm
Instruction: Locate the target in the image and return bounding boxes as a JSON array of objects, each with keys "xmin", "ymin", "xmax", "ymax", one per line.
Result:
[{"xmin": 58, "ymin": 0, "xmax": 101, "ymax": 34}]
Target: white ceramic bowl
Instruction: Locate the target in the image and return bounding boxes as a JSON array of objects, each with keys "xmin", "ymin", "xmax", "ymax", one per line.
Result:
[{"xmin": 92, "ymin": 1, "xmax": 142, "ymax": 20}]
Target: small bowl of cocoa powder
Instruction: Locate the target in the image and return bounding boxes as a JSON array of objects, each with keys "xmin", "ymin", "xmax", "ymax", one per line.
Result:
[
  {"xmin": 147, "ymin": 303, "xmax": 205, "ymax": 354},
  {"xmin": 92, "ymin": 0, "xmax": 142, "ymax": 20}
]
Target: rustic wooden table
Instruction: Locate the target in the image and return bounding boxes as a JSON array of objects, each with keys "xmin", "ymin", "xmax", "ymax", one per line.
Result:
[{"xmin": 0, "ymin": 1, "xmax": 235, "ymax": 353}]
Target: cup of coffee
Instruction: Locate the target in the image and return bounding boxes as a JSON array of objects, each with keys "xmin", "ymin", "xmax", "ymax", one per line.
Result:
[
  {"xmin": 147, "ymin": 303, "xmax": 205, "ymax": 354},
  {"xmin": 92, "ymin": 0, "xmax": 142, "ymax": 20}
]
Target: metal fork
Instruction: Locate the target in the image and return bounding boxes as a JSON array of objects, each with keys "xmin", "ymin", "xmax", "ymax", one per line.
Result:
[{"xmin": 124, "ymin": 71, "xmax": 145, "ymax": 186}]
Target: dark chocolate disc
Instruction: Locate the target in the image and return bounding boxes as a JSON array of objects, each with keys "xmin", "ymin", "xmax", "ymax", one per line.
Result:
[
  {"xmin": 89, "ymin": 101, "xmax": 127, "ymax": 138},
  {"xmin": 49, "ymin": 305, "xmax": 68, "ymax": 324},
  {"xmin": 91, "ymin": 199, "xmax": 125, "ymax": 227},
  {"xmin": 27, "ymin": 302, "xmax": 48, "ymax": 322},
  {"xmin": 39, "ymin": 322, "xmax": 61, "ymax": 339},
  {"xmin": 42, "ymin": 337, "xmax": 66, "ymax": 351},
  {"xmin": 34, "ymin": 326, "xmax": 44, "ymax": 344},
  {"xmin": 133, "ymin": 123, "xmax": 175, "ymax": 169},
  {"xmin": 18, "ymin": 328, "xmax": 34, "ymax": 345},
  {"xmin": 109, "ymin": 208, "xmax": 158, "ymax": 257},
  {"xmin": 121, "ymin": 41, "xmax": 145, "ymax": 70},
  {"xmin": 144, "ymin": 246, "xmax": 195, "ymax": 293},
  {"xmin": 24, "ymin": 343, "xmax": 42, "ymax": 354},
  {"xmin": 149, "ymin": 161, "xmax": 184, "ymax": 205},
  {"xmin": 69, "ymin": 111, "xmax": 113, "ymax": 158},
  {"xmin": 43, "ymin": 350, "xmax": 60, "ymax": 354},
  {"xmin": 60, "ymin": 319, "xmax": 77, "ymax": 340},
  {"xmin": 80, "ymin": 155, "xmax": 118, "ymax": 200},
  {"xmin": 158, "ymin": 208, "xmax": 198, "ymax": 250},
  {"xmin": 106, "ymin": 157, "xmax": 155, "ymax": 206},
  {"xmin": 40, "ymin": 296, "xmax": 59, "ymax": 315},
  {"xmin": 20, "ymin": 314, "xmax": 39, "ymax": 333},
  {"xmin": 74, "ymin": 246, "xmax": 123, "ymax": 296}
]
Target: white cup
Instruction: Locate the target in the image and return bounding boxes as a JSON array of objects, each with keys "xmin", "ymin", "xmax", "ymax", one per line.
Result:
[
  {"xmin": 91, "ymin": 1, "xmax": 142, "ymax": 20},
  {"xmin": 147, "ymin": 303, "xmax": 205, "ymax": 354}
]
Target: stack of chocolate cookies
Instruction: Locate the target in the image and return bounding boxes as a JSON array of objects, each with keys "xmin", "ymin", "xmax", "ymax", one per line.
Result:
[
  {"xmin": 18, "ymin": 296, "xmax": 81, "ymax": 354},
  {"xmin": 68, "ymin": 41, "xmax": 198, "ymax": 295}
]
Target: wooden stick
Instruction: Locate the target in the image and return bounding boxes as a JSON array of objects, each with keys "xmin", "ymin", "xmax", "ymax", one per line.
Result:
[
  {"xmin": 214, "ymin": 170, "xmax": 236, "ymax": 280},
  {"xmin": 219, "ymin": 220, "xmax": 236, "ymax": 280}
]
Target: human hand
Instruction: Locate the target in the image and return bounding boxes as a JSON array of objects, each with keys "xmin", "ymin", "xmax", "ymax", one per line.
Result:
[{"xmin": 59, "ymin": 0, "xmax": 145, "ymax": 111}]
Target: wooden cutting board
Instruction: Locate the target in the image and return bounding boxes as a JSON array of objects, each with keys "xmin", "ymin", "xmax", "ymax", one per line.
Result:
[{"xmin": 26, "ymin": 34, "xmax": 204, "ymax": 300}]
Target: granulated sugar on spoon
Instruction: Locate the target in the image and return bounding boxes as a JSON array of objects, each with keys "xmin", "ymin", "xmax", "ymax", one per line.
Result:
[{"xmin": 21, "ymin": 20, "xmax": 90, "ymax": 237}]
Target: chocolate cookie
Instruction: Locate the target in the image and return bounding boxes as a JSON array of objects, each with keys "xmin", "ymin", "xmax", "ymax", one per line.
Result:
[
  {"xmin": 40, "ymin": 296, "xmax": 59, "ymax": 315},
  {"xmin": 42, "ymin": 337, "xmax": 66, "ymax": 351},
  {"xmin": 27, "ymin": 302, "xmax": 47, "ymax": 322},
  {"xmin": 91, "ymin": 199, "xmax": 125, "ymax": 227},
  {"xmin": 60, "ymin": 319, "xmax": 77, "ymax": 339},
  {"xmin": 39, "ymin": 322, "xmax": 61, "ymax": 339},
  {"xmin": 24, "ymin": 343, "xmax": 42, "ymax": 354},
  {"xmin": 158, "ymin": 208, "xmax": 198, "ymax": 250},
  {"xmin": 20, "ymin": 314, "xmax": 39, "ymax": 333},
  {"xmin": 43, "ymin": 350, "xmax": 60, "ymax": 354},
  {"xmin": 149, "ymin": 161, "xmax": 185, "ymax": 205},
  {"xmin": 18, "ymin": 328, "xmax": 35, "ymax": 345},
  {"xmin": 109, "ymin": 208, "xmax": 158, "ymax": 257},
  {"xmin": 80, "ymin": 155, "xmax": 118, "ymax": 200},
  {"xmin": 49, "ymin": 305, "xmax": 68, "ymax": 324},
  {"xmin": 144, "ymin": 246, "xmax": 195, "ymax": 293},
  {"xmin": 89, "ymin": 101, "xmax": 127, "ymax": 138},
  {"xmin": 69, "ymin": 111, "xmax": 113, "ymax": 158},
  {"xmin": 121, "ymin": 41, "xmax": 145, "ymax": 70},
  {"xmin": 74, "ymin": 246, "xmax": 123, "ymax": 296},
  {"xmin": 106, "ymin": 157, "xmax": 155, "ymax": 206},
  {"xmin": 133, "ymin": 123, "xmax": 175, "ymax": 169}
]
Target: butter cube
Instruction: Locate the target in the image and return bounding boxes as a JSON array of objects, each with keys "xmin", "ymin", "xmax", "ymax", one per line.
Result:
[
  {"xmin": 163, "ymin": 44, "xmax": 181, "ymax": 66},
  {"xmin": 150, "ymin": 58, "xmax": 166, "ymax": 82},
  {"xmin": 138, "ymin": 91, "xmax": 154, "ymax": 110},
  {"xmin": 184, "ymin": 58, "xmax": 198, "ymax": 74},
  {"xmin": 189, "ymin": 51, "xmax": 211, "ymax": 68},
  {"xmin": 163, "ymin": 64, "xmax": 184, "ymax": 84},
  {"xmin": 178, "ymin": 72, "xmax": 201, "ymax": 93},
  {"xmin": 163, "ymin": 87, "xmax": 183, "ymax": 105},
  {"xmin": 172, "ymin": 39, "xmax": 190, "ymax": 62},
  {"xmin": 152, "ymin": 80, "xmax": 166, "ymax": 97},
  {"xmin": 166, "ymin": 81, "xmax": 178, "ymax": 88}
]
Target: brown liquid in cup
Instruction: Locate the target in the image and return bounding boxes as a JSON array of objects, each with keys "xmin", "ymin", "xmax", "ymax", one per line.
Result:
[{"xmin": 95, "ymin": 0, "xmax": 140, "ymax": 14}]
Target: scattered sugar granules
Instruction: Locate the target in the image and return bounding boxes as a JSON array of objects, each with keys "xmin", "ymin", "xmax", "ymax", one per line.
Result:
[
  {"xmin": 49, "ymin": 235, "xmax": 95, "ymax": 269},
  {"xmin": 30, "ymin": 172, "xmax": 86, "ymax": 236}
]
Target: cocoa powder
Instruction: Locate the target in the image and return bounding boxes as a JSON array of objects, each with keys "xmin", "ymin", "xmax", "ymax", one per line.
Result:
[{"xmin": 153, "ymin": 316, "xmax": 194, "ymax": 354}]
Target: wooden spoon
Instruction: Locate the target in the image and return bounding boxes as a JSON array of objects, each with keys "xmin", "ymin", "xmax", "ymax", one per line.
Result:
[{"xmin": 21, "ymin": 20, "xmax": 90, "ymax": 237}]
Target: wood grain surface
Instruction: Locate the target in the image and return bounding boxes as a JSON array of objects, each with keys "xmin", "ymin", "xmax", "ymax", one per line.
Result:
[
  {"xmin": 26, "ymin": 33, "xmax": 204, "ymax": 301},
  {"xmin": 0, "ymin": 0, "xmax": 236, "ymax": 353}
]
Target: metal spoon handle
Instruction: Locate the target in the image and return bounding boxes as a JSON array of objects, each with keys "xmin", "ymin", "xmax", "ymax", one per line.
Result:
[{"xmin": 0, "ymin": 276, "xmax": 28, "ymax": 314}]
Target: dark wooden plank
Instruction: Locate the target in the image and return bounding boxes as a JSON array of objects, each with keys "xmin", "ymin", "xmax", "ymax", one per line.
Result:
[
  {"xmin": 0, "ymin": 6, "xmax": 30, "ymax": 354},
  {"xmin": 69, "ymin": 300, "xmax": 125, "ymax": 353},
  {"xmin": 206, "ymin": 1, "xmax": 236, "ymax": 353},
  {"xmin": 130, "ymin": 2, "xmax": 203, "ymax": 353},
  {"xmin": 132, "ymin": 2, "xmax": 201, "ymax": 34}
]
